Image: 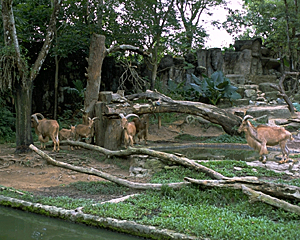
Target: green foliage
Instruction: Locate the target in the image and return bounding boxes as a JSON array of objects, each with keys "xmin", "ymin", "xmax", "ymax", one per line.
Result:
[
  {"xmin": 203, "ymin": 134, "xmax": 247, "ymax": 144},
  {"xmin": 69, "ymin": 181, "xmax": 129, "ymax": 195},
  {"xmin": 151, "ymin": 166, "xmax": 208, "ymax": 184},
  {"xmin": 190, "ymin": 71, "xmax": 241, "ymax": 105},
  {"xmin": 167, "ymin": 79, "xmax": 200, "ymax": 101},
  {"xmin": 0, "ymin": 94, "xmax": 15, "ymax": 143}
]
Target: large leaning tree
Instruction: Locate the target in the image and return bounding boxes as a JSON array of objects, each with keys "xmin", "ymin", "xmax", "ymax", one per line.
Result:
[{"xmin": 0, "ymin": 0, "xmax": 61, "ymax": 153}]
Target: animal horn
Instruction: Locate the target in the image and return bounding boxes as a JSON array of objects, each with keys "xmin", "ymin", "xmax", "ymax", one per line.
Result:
[
  {"xmin": 119, "ymin": 113, "xmax": 125, "ymax": 119},
  {"xmin": 31, "ymin": 114, "xmax": 39, "ymax": 124},
  {"xmin": 243, "ymin": 115, "xmax": 253, "ymax": 121},
  {"xmin": 92, "ymin": 117, "xmax": 99, "ymax": 121},
  {"xmin": 31, "ymin": 113, "xmax": 44, "ymax": 120},
  {"xmin": 125, "ymin": 114, "xmax": 140, "ymax": 119}
]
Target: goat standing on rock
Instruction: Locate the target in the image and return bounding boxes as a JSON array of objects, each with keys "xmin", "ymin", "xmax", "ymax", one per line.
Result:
[
  {"xmin": 31, "ymin": 113, "xmax": 60, "ymax": 152},
  {"xmin": 119, "ymin": 113, "xmax": 139, "ymax": 148},
  {"xmin": 238, "ymin": 115, "xmax": 294, "ymax": 164}
]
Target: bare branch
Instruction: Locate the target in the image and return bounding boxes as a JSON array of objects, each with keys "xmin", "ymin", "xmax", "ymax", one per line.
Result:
[{"xmin": 106, "ymin": 44, "xmax": 151, "ymax": 58}]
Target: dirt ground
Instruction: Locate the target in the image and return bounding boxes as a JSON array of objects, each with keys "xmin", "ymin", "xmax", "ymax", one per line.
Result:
[
  {"xmin": 0, "ymin": 120, "xmax": 225, "ymax": 201},
  {"xmin": 1, "ymin": 117, "xmax": 299, "ymax": 202}
]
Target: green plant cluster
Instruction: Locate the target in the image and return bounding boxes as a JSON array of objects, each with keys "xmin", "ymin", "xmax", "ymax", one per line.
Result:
[
  {"xmin": 167, "ymin": 71, "xmax": 241, "ymax": 105},
  {"xmin": 0, "ymin": 94, "xmax": 15, "ymax": 143},
  {"xmin": 203, "ymin": 134, "xmax": 248, "ymax": 144},
  {"xmin": 190, "ymin": 71, "xmax": 241, "ymax": 105}
]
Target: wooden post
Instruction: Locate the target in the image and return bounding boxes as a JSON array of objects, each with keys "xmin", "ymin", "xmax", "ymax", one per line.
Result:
[{"xmin": 95, "ymin": 91, "xmax": 123, "ymax": 150}]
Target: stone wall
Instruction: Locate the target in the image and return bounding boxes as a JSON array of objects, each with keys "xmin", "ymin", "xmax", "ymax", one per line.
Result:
[{"xmin": 158, "ymin": 38, "xmax": 299, "ymax": 107}]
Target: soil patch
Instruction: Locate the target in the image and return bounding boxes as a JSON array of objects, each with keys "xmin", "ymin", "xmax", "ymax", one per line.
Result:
[
  {"xmin": 1, "ymin": 119, "xmax": 299, "ymax": 201},
  {"xmin": 0, "ymin": 121, "xmax": 224, "ymax": 201}
]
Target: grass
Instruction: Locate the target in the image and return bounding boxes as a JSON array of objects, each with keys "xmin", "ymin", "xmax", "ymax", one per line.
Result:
[{"xmin": 1, "ymin": 154, "xmax": 300, "ymax": 240}]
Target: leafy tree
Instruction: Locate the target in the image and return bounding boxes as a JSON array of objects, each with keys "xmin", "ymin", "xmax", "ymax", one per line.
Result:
[
  {"xmin": 174, "ymin": 0, "xmax": 226, "ymax": 54},
  {"xmin": 118, "ymin": 0, "xmax": 180, "ymax": 89},
  {"xmin": 0, "ymin": 0, "xmax": 61, "ymax": 152},
  {"xmin": 50, "ymin": 0, "xmax": 121, "ymax": 118},
  {"xmin": 224, "ymin": 0, "xmax": 300, "ymax": 71}
]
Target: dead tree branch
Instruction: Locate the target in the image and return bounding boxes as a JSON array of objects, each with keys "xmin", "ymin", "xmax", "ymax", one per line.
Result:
[
  {"xmin": 67, "ymin": 140, "xmax": 230, "ymax": 180},
  {"xmin": 242, "ymin": 185, "xmax": 300, "ymax": 215},
  {"xmin": 29, "ymin": 144, "xmax": 190, "ymax": 190},
  {"xmin": 270, "ymin": 72, "xmax": 300, "ymax": 117},
  {"xmin": 184, "ymin": 177, "xmax": 300, "ymax": 201}
]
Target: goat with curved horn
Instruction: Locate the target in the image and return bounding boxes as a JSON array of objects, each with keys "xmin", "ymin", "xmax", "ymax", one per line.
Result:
[
  {"xmin": 31, "ymin": 113, "xmax": 60, "ymax": 152},
  {"xmin": 125, "ymin": 113, "xmax": 140, "ymax": 119},
  {"xmin": 238, "ymin": 115, "xmax": 294, "ymax": 164},
  {"xmin": 119, "ymin": 113, "xmax": 138, "ymax": 148}
]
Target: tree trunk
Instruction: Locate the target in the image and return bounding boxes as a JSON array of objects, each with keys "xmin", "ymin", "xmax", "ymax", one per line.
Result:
[
  {"xmin": 14, "ymin": 82, "xmax": 33, "ymax": 153},
  {"xmin": 84, "ymin": 33, "xmax": 106, "ymax": 116},
  {"xmin": 1, "ymin": 0, "xmax": 61, "ymax": 152},
  {"xmin": 54, "ymin": 54, "xmax": 59, "ymax": 120}
]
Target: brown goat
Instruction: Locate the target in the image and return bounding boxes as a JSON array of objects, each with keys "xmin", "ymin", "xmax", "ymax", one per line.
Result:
[
  {"xmin": 119, "ymin": 113, "xmax": 139, "ymax": 148},
  {"xmin": 75, "ymin": 117, "xmax": 99, "ymax": 144},
  {"xmin": 132, "ymin": 114, "xmax": 148, "ymax": 145},
  {"xmin": 31, "ymin": 113, "xmax": 60, "ymax": 152},
  {"xmin": 59, "ymin": 126, "xmax": 76, "ymax": 150},
  {"xmin": 238, "ymin": 115, "xmax": 294, "ymax": 164}
]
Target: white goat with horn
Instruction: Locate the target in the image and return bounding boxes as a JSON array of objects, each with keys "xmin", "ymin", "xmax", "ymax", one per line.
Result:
[
  {"xmin": 238, "ymin": 115, "xmax": 294, "ymax": 164},
  {"xmin": 31, "ymin": 113, "xmax": 60, "ymax": 152}
]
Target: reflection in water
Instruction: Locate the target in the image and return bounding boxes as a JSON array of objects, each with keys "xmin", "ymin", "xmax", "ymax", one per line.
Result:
[{"xmin": 0, "ymin": 206, "xmax": 143, "ymax": 240}]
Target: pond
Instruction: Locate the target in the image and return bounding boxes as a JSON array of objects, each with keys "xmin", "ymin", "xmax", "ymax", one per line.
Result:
[
  {"xmin": 0, "ymin": 206, "xmax": 144, "ymax": 240},
  {"xmin": 154, "ymin": 145, "xmax": 259, "ymax": 161}
]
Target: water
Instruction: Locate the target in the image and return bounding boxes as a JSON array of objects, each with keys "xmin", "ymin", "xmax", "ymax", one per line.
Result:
[
  {"xmin": 0, "ymin": 206, "xmax": 143, "ymax": 240},
  {"xmin": 157, "ymin": 146, "xmax": 258, "ymax": 161}
]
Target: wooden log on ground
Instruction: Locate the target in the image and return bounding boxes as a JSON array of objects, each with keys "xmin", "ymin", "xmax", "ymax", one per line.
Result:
[
  {"xmin": 67, "ymin": 140, "xmax": 251, "ymax": 181},
  {"xmin": 242, "ymin": 185, "xmax": 300, "ymax": 215},
  {"xmin": 184, "ymin": 177, "xmax": 300, "ymax": 201},
  {"xmin": 29, "ymin": 144, "xmax": 190, "ymax": 190}
]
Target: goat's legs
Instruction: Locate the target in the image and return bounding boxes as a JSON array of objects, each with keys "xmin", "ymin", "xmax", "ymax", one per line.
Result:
[
  {"xmin": 259, "ymin": 155, "xmax": 267, "ymax": 163},
  {"xmin": 129, "ymin": 136, "xmax": 134, "ymax": 147},
  {"xmin": 278, "ymin": 141, "xmax": 292, "ymax": 164}
]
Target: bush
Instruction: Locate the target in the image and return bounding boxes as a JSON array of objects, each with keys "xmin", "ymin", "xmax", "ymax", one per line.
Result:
[{"xmin": 0, "ymin": 94, "xmax": 15, "ymax": 143}]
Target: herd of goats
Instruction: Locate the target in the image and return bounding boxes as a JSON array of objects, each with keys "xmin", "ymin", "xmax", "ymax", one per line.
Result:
[
  {"xmin": 30, "ymin": 112, "xmax": 148, "ymax": 151},
  {"xmin": 31, "ymin": 112, "xmax": 295, "ymax": 164}
]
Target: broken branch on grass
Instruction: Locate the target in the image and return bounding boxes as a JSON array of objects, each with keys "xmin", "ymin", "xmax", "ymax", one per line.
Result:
[
  {"xmin": 67, "ymin": 140, "xmax": 229, "ymax": 180},
  {"xmin": 29, "ymin": 144, "xmax": 190, "ymax": 190},
  {"xmin": 184, "ymin": 177, "xmax": 300, "ymax": 201},
  {"xmin": 242, "ymin": 185, "xmax": 300, "ymax": 215}
]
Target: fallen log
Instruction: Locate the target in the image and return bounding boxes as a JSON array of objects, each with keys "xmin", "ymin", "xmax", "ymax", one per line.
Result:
[
  {"xmin": 184, "ymin": 177, "xmax": 300, "ymax": 201},
  {"xmin": 242, "ymin": 185, "xmax": 300, "ymax": 215},
  {"xmin": 104, "ymin": 90, "xmax": 242, "ymax": 135},
  {"xmin": 29, "ymin": 144, "xmax": 190, "ymax": 190},
  {"xmin": 67, "ymin": 140, "xmax": 229, "ymax": 180}
]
